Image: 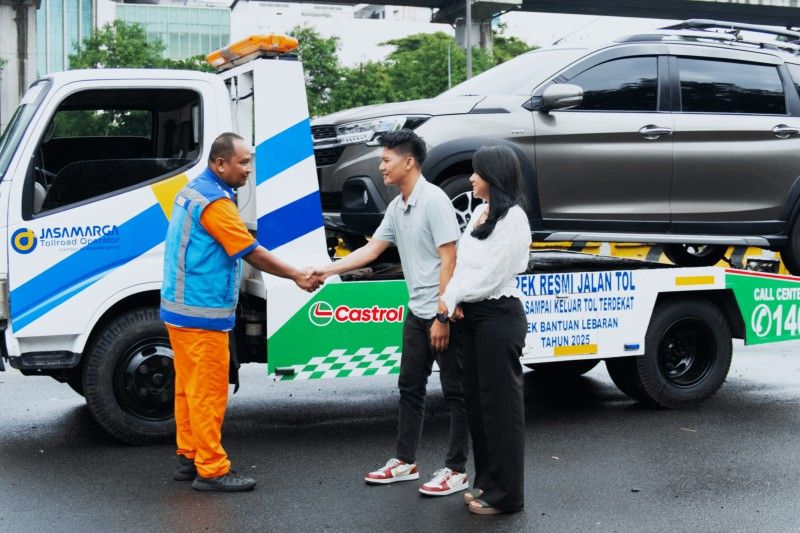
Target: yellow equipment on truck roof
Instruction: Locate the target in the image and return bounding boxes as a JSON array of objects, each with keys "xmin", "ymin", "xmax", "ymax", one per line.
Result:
[{"xmin": 206, "ymin": 34, "xmax": 299, "ymax": 70}]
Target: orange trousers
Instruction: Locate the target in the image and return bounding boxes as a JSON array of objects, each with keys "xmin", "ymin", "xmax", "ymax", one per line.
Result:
[{"xmin": 167, "ymin": 325, "xmax": 231, "ymax": 478}]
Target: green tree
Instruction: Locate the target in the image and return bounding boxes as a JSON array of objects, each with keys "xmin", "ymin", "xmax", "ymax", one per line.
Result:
[
  {"xmin": 492, "ymin": 23, "xmax": 535, "ymax": 64},
  {"xmin": 290, "ymin": 26, "xmax": 343, "ymax": 116},
  {"xmin": 330, "ymin": 61, "xmax": 393, "ymax": 111},
  {"xmin": 380, "ymin": 32, "xmax": 494, "ymax": 102},
  {"xmin": 69, "ymin": 20, "xmax": 166, "ymax": 69}
]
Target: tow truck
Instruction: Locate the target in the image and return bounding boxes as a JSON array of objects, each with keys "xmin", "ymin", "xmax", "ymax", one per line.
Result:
[{"xmin": 0, "ymin": 36, "xmax": 798, "ymax": 444}]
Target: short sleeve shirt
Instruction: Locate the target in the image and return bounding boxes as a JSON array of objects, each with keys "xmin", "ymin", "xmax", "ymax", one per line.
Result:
[
  {"xmin": 372, "ymin": 177, "xmax": 460, "ymax": 318},
  {"xmin": 200, "ymin": 198, "xmax": 258, "ymax": 259}
]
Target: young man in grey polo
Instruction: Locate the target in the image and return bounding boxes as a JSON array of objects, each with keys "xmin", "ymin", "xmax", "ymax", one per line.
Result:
[{"xmin": 312, "ymin": 129, "xmax": 469, "ymax": 496}]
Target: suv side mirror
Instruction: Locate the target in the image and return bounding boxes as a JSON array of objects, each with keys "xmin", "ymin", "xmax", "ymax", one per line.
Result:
[{"xmin": 541, "ymin": 84, "xmax": 583, "ymax": 112}]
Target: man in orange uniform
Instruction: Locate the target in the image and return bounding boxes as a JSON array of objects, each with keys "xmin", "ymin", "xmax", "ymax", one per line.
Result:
[{"xmin": 161, "ymin": 132, "xmax": 322, "ymax": 492}]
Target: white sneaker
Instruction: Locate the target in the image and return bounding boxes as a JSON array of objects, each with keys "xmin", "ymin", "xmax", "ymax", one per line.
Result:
[
  {"xmin": 418, "ymin": 468, "xmax": 469, "ymax": 496},
  {"xmin": 365, "ymin": 458, "xmax": 420, "ymax": 484}
]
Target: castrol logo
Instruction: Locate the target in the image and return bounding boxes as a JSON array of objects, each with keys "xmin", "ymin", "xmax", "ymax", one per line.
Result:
[{"xmin": 308, "ymin": 301, "xmax": 404, "ymax": 327}]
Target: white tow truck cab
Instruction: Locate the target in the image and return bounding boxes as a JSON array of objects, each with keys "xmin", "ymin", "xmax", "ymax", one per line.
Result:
[{"xmin": 0, "ymin": 36, "xmax": 798, "ymax": 444}]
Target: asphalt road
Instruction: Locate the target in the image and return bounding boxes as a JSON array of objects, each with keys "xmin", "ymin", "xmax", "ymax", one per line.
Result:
[{"xmin": 2, "ymin": 340, "xmax": 800, "ymax": 532}]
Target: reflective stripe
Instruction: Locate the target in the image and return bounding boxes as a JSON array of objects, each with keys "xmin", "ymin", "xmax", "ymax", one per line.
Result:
[
  {"xmin": 175, "ymin": 189, "xmax": 212, "ymax": 304},
  {"xmin": 182, "ymin": 188, "xmax": 211, "ymax": 208},
  {"xmin": 161, "ymin": 298, "xmax": 235, "ymax": 319},
  {"xmin": 175, "ymin": 205, "xmax": 193, "ymax": 304}
]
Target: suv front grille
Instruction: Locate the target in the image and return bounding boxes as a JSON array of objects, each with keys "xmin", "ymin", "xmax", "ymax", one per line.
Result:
[
  {"xmin": 320, "ymin": 192, "xmax": 342, "ymax": 212},
  {"xmin": 314, "ymin": 146, "xmax": 345, "ymax": 166},
  {"xmin": 311, "ymin": 125, "xmax": 336, "ymax": 140}
]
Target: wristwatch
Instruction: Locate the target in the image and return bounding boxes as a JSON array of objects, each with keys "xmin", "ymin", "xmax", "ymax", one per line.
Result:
[{"xmin": 435, "ymin": 312, "xmax": 448, "ymax": 323}]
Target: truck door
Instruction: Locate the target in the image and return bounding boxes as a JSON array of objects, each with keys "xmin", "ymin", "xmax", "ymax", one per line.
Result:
[{"xmin": 6, "ymin": 78, "xmax": 217, "ymax": 355}]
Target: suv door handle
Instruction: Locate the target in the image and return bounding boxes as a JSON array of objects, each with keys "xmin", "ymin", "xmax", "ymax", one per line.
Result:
[
  {"xmin": 639, "ymin": 125, "xmax": 673, "ymax": 140},
  {"xmin": 772, "ymin": 124, "xmax": 800, "ymax": 138}
]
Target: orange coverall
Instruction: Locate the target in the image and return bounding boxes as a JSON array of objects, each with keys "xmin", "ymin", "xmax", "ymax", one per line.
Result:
[{"xmin": 166, "ymin": 198, "xmax": 256, "ymax": 479}]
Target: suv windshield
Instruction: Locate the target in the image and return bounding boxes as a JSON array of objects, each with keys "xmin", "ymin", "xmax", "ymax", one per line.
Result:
[
  {"xmin": 0, "ymin": 80, "xmax": 50, "ymax": 179},
  {"xmin": 437, "ymin": 48, "xmax": 588, "ymax": 97}
]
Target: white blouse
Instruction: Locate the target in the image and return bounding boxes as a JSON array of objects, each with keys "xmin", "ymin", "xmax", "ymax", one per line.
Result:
[{"xmin": 442, "ymin": 203, "xmax": 532, "ymax": 315}]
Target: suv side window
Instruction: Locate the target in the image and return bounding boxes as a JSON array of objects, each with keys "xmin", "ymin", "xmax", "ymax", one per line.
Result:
[
  {"xmin": 785, "ymin": 63, "xmax": 800, "ymax": 99},
  {"xmin": 30, "ymin": 88, "xmax": 201, "ymax": 216},
  {"xmin": 566, "ymin": 56, "xmax": 658, "ymax": 111},
  {"xmin": 677, "ymin": 58, "xmax": 785, "ymax": 114}
]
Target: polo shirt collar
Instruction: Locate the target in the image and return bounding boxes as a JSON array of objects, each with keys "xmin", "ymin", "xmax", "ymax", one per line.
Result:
[
  {"xmin": 203, "ymin": 167, "xmax": 236, "ymax": 199},
  {"xmin": 402, "ymin": 175, "xmax": 425, "ymax": 211}
]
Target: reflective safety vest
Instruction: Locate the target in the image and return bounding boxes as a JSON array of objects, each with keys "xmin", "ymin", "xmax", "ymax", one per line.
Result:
[{"xmin": 160, "ymin": 168, "xmax": 242, "ymax": 331}]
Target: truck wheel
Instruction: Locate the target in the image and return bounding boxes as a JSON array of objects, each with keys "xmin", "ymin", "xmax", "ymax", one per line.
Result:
[
  {"xmin": 607, "ymin": 299, "xmax": 732, "ymax": 408},
  {"xmin": 663, "ymin": 244, "xmax": 727, "ymax": 267},
  {"xmin": 440, "ymin": 175, "xmax": 483, "ymax": 231},
  {"xmin": 83, "ymin": 307, "xmax": 174, "ymax": 445},
  {"xmin": 66, "ymin": 376, "xmax": 85, "ymax": 397},
  {"xmin": 779, "ymin": 214, "xmax": 800, "ymax": 276},
  {"xmin": 525, "ymin": 359, "xmax": 599, "ymax": 377}
]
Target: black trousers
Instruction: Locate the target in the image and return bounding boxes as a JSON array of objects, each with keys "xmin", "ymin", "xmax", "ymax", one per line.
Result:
[
  {"xmin": 461, "ymin": 296, "xmax": 527, "ymax": 511},
  {"xmin": 396, "ymin": 312, "xmax": 469, "ymax": 472}
]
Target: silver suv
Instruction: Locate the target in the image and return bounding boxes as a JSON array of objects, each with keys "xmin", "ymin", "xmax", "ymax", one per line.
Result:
[{"xmin": 312, "ymin": 20, "xmax": 800, "ymax": 275}]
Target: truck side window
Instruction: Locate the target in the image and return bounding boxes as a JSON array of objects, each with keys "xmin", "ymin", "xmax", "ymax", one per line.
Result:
[{"xmin": 30, "ymin": 88, "xmax": 201, "ymax": 216}]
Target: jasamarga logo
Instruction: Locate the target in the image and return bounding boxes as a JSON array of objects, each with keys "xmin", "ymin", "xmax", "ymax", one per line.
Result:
[
  {"xmin": 37, "ymin": 224, "xmax": 120, "ymax": 248},
  {"xmin": 309, "ymin": 301, "xmax": 405, "ymax": 327},
  {"xmin": 11, "ymin": 228, "xmax": 37, "ymax": 254}
]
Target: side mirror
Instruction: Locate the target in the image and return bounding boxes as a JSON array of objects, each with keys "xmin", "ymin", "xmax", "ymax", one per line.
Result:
[{"xmin": 541, "ymin": 83, "xmax": 583, "ymax": 112}]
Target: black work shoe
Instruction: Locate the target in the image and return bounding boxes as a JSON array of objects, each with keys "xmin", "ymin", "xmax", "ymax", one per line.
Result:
[
  {"xmin": 173, "ymin": 455, "xmax": 197, "ymax": 481},
  {"xmin": 192, "ymin": 470, "xmax": 257, "ymax": 492}
]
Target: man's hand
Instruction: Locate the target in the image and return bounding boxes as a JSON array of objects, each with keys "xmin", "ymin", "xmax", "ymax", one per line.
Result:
[
  {"xmin": 293, "ymin": 269, "xmax": 324, "ymax": 292},
  {"xmin": 306, "ymin": 265, "xmax": 329, "ymax": 281},
  {"xmin": 430, "ymin": 320, "xmax": 450, "ymax": 352},
  {"xmin": 450, "ymin": 304, "xmax": 464, "ymax": 322}
]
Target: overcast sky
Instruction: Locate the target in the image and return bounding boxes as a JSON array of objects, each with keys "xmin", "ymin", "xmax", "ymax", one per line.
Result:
[{"xmin": 499, "ymin": 12, "xmax": 680, "ymax": 47}]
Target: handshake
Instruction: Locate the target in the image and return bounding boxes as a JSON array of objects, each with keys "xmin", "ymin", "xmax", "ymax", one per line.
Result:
[{"xmin": 291, "ymin": 265, "xmax": 329, "ymax": 293}]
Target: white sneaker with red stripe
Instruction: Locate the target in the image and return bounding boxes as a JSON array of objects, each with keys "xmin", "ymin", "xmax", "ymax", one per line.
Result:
[
  {"xmin": 418, "ymin": 468, "xmax": 469, "ymax": 496},
  {"xmin": 365, "ymin": 458, "xmax": 420, "ymax": 484}
]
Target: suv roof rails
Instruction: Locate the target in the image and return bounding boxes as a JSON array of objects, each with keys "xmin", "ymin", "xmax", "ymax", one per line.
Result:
[
  {"xmin": 661, "ymin": 19, "xmax": 800, "ymax": 43},
  {"xmin": 618, "ymin": 19, "xmax": 800, "ymax": 55}
]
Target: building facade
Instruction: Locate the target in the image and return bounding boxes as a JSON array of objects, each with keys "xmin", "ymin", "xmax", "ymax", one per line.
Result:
[
  {"xmin": 109, "ymin": 1, "xmax": 229, "ymax": 60},
  {"xmin": 1, "ymin": 0, "xmax": 38, "ymax": 131},
  {"xmin": 36, "ymin": 0, "xmax": 94, "ymax": 76}
]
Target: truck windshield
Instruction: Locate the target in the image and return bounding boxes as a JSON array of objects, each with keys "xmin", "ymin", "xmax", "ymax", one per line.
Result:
[
  {"xmin": 0, "ymin": 80, "xmax": 50, "ymax": 180},
  {"xmin": 436, "ymin": 48, "xmax": 588, "ymax": 97}
]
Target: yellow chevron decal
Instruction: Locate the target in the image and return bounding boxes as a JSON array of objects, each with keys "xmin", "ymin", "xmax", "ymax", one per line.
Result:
[{"xmin": 151, "ymin": 173, "xmax": 189, "ymax": 220}]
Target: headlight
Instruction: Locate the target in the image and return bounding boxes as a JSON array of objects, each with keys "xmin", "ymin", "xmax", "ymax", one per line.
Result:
[{"xmin": 334, "ymin": 115, "xmax": 430, "ymax": 146}]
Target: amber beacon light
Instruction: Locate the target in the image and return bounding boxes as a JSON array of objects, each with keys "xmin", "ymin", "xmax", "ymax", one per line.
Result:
[{"xmin": 206, "ymin": 34, "xmax": 299, "ymax": 69}]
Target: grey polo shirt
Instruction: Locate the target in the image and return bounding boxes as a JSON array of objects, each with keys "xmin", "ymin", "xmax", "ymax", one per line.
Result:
[{"xmin": 372, "ymin": 176, "xmax": 460, "ymax": 319}]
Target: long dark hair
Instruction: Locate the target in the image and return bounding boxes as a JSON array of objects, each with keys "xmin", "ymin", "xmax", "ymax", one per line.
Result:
[{"xmin": 470, "ymin": 145, "xmax": 526, "ymax": 240}]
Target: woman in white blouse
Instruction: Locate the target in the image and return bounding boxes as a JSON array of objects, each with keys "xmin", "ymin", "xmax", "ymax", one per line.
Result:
[{"xmin": 438, "ymin": 145, "xmax": 532, "ymax": 515}]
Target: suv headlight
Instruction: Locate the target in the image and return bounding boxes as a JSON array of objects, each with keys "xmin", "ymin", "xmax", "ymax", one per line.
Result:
[{"xmin": 334, "ymin": 115, "xmax": 430, "ymax": 146}]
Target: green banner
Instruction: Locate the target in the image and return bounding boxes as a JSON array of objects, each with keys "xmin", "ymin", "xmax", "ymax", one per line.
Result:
[
  {"xmin": 726, "ymin": 271, "xmax": 800, "ymax": 344},
  {"xmin": 268, "ymin": 280, "xmax": 409, "ymax": 379}
]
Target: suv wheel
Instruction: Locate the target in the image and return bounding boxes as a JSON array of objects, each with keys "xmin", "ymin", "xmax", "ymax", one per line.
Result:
[
  {"xmin": 440, "ymin": 175, "xmax": 483, "ymax": 231},
  {"xmin": 780, "ymin": 214, "xmax": 800, "ymax": 276},
  {"xmin": 663, "ymin": 244, "xmax": 727, "ymax": 267}
]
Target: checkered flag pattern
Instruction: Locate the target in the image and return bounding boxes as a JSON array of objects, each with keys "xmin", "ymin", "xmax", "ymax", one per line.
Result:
[{"xmin": 278, "ymin": 346, "xmax": 402, "ymax": 381}]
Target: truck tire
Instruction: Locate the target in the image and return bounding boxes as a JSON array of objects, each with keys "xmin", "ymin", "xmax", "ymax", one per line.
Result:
[
  {"xmin": 606, "ymin": 298, "xmax": 732, "ymax": 408},
  {"xmin": 663, "ymin": 244, "xmax": 727, "ymax": 267},
  {"xmin": 83, "ymin": 307, "xmax": 175, "ymax": 445},
  {"xmin": 779, "ymin": 214, "xmax": 800, "ymax": 276},
  {"xmin": 525, "ymin": 359, "xmax": 599, "ymax": 378},
  {"xmin": 440, "ymin": 175, "xmax": 482, "ymax": 231}
]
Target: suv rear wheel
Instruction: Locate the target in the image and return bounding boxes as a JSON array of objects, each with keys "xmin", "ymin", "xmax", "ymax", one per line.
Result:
[
  {"xmin": 440, "ymin": 175, "xmax": 483, "ymax": 231},
  {"xmin": 780, "ymin": 214, "xmax": 800, "ymax": 276},
  {"xmin": 663, "ymin": 244, "xmax": 727, "ymax": 268}
]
